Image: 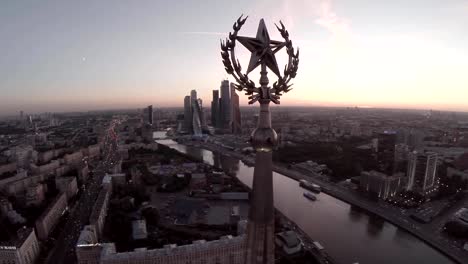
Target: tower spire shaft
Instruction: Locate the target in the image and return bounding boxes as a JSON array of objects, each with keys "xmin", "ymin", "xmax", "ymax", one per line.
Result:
[{"xmin": 244, "ymin": 63, "xmax": 276, "ymax": 264}]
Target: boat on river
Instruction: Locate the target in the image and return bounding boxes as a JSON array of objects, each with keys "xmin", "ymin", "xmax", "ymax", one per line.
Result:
[
  {"xmin": 299, "ymin": 179, "xmax": 321, "ymax": 193},
  {"xmin": 303, "ymin": 192, "xmax": 317, "ymax": 201}
]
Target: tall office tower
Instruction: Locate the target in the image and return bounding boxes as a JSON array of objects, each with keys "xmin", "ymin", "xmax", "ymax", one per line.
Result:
[
  {"xmin": 147, "ymin": 105, "xmax": 153, "ymax": 125},
  {"xmin": 218, "ymin": 97, "xmax": 224, "ymax": 128},
  {"xmin": 19, "ymin": 110, "xmax": 27, "ymax": 129},
  {"xmin": 198, "ymin": 99, "xmax": 208, "ymax": 131},
  {"xmin": 190, "ymin": 90, "xmax": 197, "ymax": 106},
  {"xmin": 28, "ymin": 115, "xmax": 33, "ymax": 128},
  {"xmin": 142, "ymin": 107, "xmax": 148, "ymax": 120},
  {"xmin": 211, "ymin": 90, "xmax": 220, "ymax": 127},
  {"xmin": 176, "ymin": 114, "xmax": 184, "ymax": 133},
  {"xmin": 406, "ymin": 151, "xmax": 438, "ymax": 195},
  {"xmin": 377, "ymin": 131, "xmax": 397, "ymax": 175},
  {"xmin": 184, "ymin": 96, "xmax": 192, "ymax": 132},
  {"xmin": 394, "ymin": 143, "xmax": 409, "ymax": 172},
  {"xmin": 220, "ymin": 80, "xmax": 231, "ymax": 129},
  {"xmin": 230, "ymin": 83, "xmax": 242, "ymax": 134},
  {"xmin": 190, "ymin": 90, "xmax": 198, "ymax": 133},
  {"xmin": 191, "ymin": 99, "xmax": 203, "ymax": 136}
]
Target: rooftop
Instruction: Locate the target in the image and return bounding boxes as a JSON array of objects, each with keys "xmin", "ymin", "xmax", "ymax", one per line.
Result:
[
  {"xmin": 37, "ymin": 193, "xmax": 66, "ymax": 222},
  {"xmin": 77, "ymin": 225, "xmax": 97, "ymax": 246},
  {"xmin": 276, "ymin": 231, "xmax": 301, "ymax": 248},
  {"xmin": 0, "ymin": 227, "xmax": 34, "ymax": 249},
  {"xmin": 102, "ymin": 235, "xmax": 245, "ymax": 260},
  {"xmin": 90, "ymin": 189, "xmax": 110, "ymax": 223}
]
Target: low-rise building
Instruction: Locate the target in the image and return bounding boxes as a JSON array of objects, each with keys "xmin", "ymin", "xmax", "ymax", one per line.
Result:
[
  {"xmin": 294, "ymin": 160, "xmax": 329, "ymax": 175},
  {"xmin": 237, "ymin": 220, "xmax": 248, "ymax": 235},
  {"xmin": 360, "ymin": 171, "xmax": 402, "ymax": 200},
  {"xmin": 78, "ymin": 235, "xmax": 246, "ymax": 264},
  {"xmin": 78, "ymin": 165, "xmax": 90, "ymax": 182},
  {"xmin": 275, "ymin": 231, "xmax": 302, "ymax": 255},
  {"xmin": 220, "ymin": 192, "xmax": 249, "ymax": 200},
  {"xmin": 89, "ymin": 188, "xmax": 111, "ymax": 239},
  {"xmin": 182, "ymin": 162, "xmax": 198, "ymax": 172},
  {"xmin": 0, "ymin": 170, "xmax": 28, "ymax": 192},
  {"xmin": 10, "ymin": 145, "xmax": 37, "ymax": 169},
  {"xmin": 56, "ymin": 176, "xmax": 78, "ymax": 200},
  {"xmin": 2, "ymin": 172, "xmax": 51, "ymax": 196},
  {"xmin": 85, "ymin": 144, "xmax": 101, "ymax": 159},
  {"xmin": 64, "ymin": 151, "xmax": 84, "ymax": 167},
  {"xmin": 25, "ymin": 184, "xmax": 46, "ymax": 206},
  {"xmin": 0, "ymin": 198, "xmax": 13, "ymax": 216},
  {"xmin": 0, "ymin": 228, "xmax": 40, "ymax": 264},
  {"xmin": 55, "ymin": 165, "xmax": 72, "ymax": 177},
  {"xmin": 1, "ymin": 198, "xmax": 26, "ymax": 224},
  {"xmin": 31, "ymin": 160, "xmax": 60, "ymax": 175},
  {"xmin": 190, "ymin": 173, "xmax": 206, "ymax": 190},
  {"xmin": 0, "ymin": 162, "xmax": 17, "ymax": 176},
  {"xmin": 132, "ymin": 220, "xmax": 148, "ymax": 240},
  {"xmin": 106, "ymin": 173, "xmax": 126, "ymax": 187},
  {"xmin": 37, "ymin": 148, "xmax": 66, "ymax": 164},
  {"xmin": 76, "ymin": 243, "xmax": 115, "ymax": 264},
  {"xmin": 117, "ymin": 146, "xmax": 129, "ymax": 160},
  {"xmin": 35, "ymin": 193, "xmax": 68, "ymax": 240}
]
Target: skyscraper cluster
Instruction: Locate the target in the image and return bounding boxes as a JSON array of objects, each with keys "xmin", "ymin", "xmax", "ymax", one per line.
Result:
[
  {"xmin": 183, "ymin": 90, "xmax": 207, "ymax": 136},
  {"xmin": 211, "ymin": 80, "xmax": 242, "ymax": 134}
]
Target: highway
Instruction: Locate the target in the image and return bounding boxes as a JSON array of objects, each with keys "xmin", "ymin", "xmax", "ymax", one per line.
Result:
[{"xmin": 44, "ymin": 120, "xmax": 119, "ymax": 264}]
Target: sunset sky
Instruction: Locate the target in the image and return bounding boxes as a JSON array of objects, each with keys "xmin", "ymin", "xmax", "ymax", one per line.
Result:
[{"xmin": 1, "ymin": 0, "xmax": 468, "ymax": 115}]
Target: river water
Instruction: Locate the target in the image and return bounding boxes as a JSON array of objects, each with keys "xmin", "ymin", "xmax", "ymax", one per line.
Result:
[{"xmin": 155, "ymin": 134, "xmax": 453, "ymax": 264}]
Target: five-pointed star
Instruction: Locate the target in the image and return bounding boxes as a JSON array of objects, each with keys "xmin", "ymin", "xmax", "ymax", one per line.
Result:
[{"xmin": 236, "ymin": 19, "xmax": 286, "ymax": 78}]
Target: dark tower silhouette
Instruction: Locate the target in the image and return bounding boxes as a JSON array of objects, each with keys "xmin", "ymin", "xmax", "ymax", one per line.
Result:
[{"xmin": 221, "ymin": 16, "xmax": 299, "ymax": 264}]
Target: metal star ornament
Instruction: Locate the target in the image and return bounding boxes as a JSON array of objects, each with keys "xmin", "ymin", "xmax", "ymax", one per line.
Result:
[
  {"xmin": 220, "ymin": 15, "xmax": 299, "ymax": 104},
  {"xmin": 236, "ymin": 19, "xmax": 286, "ymax": 78}
]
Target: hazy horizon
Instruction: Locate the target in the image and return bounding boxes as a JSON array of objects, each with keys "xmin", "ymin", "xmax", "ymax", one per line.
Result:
[
  {"xmin": 1, "ymin": 0, "xmax": 468, "ymax": 115},
  {"xmin": 3, "ymin": 104, "xmax": 468, "ymax": 119}
]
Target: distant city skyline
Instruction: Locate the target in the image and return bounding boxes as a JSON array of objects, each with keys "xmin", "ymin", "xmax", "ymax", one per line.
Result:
[{"xmin": 1, "ymin": 0, "xmax": 468, "ymax": 115}]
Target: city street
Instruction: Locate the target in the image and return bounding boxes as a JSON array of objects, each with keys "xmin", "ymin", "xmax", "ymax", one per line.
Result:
[{"xmin": 44, "ymin": 120, "xmax": 119, "ymax": 264}]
